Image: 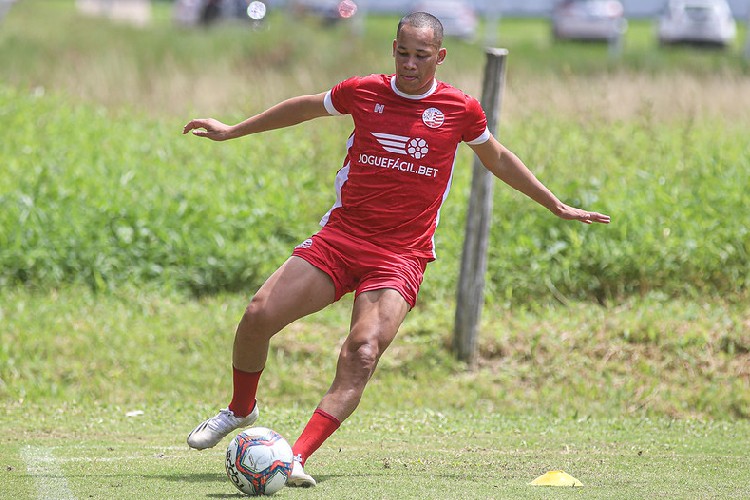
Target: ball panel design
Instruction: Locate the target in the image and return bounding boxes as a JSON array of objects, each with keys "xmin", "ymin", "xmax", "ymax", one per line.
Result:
[{"xmin": 225, "ymin": 427, "xmax": 293, "ymax": 496}]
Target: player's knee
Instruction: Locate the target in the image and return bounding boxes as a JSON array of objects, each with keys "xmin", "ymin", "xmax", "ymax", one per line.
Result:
[
  {"xmin": 239, "ymin": 295, "xmax": 275, "ymax": 335},
  {"xmin": 344, "ymin": 340, "xmax": 381, "ymax": 377}
]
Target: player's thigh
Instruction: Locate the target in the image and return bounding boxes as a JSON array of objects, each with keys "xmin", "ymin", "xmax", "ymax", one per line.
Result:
[
  {"xmin": 250, "ymin": 256, "xmax": 336, "ymax": 327},
  {"xmin": 348, "ymin": 288, "xmax": 410, "ymax": 352}
]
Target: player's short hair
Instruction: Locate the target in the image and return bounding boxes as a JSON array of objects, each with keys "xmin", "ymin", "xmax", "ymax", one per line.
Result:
[{"xmin": 397, "ymin": 12, "xmax": 444, "ymax": 48}]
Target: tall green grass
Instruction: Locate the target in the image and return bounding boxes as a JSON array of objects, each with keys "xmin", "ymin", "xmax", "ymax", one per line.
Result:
[{"xmin": 2, "ymin": 84, "xmax": 747, "ymax": 302}]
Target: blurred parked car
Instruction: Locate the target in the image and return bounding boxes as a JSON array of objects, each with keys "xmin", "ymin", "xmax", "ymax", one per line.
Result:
[
  {"xmin": 289, "ymin": 0, "xmax": 358, "ymax": 26},
  {"xmin": 657, "ymin": 0, "xmax": 737, "ymax": 47},
  {"xmin": 410, "ymin": 0, "xmax": 477, "ymax": 40},
  {"xmin": 174, "ymin": 0, "xmax": 267, "ymax": 27},
  {"xmin": 551, "ymin": 0, "xmax": 627, "ymax": 41}
]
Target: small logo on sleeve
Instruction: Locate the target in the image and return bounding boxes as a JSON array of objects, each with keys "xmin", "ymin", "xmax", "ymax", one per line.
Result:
[{"xmin": 296, "ymin": 238, "xmax": 313, "ymax": 249}]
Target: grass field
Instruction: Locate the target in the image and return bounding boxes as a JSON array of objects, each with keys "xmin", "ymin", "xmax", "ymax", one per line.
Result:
[
  {"xmin": 3, "ymin": 408, "xmax": 750, "ymax": 499},
  {"xmin": 1, "ymin": 1, "xmax": 749, "ymax": 498}
]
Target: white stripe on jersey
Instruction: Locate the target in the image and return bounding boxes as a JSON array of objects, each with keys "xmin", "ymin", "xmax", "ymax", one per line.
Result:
[
  {"xmin": 372, "ymin": 132, "xmax": 410, "ymax": 141},
  {"xmin": 430, "ymin": 144, "xmax": 460, "ymax": 259},
  {"xmin": 372, "ymin": 132, "xmax": 409, "ymax": 154},
  {"xmin": 323, "ymin": 90, "xmax": 342, "ymax": 115},
  {"xmin": 319, "ymin": 163, "xmax": 349, "ymax": 227},
  {"xmin": 467, "ymin": 127, "xmax": 491, "ymax": 145},
  {"xmin": 320, "ymin": 133, "xmax": 355, "ymax": 227}
]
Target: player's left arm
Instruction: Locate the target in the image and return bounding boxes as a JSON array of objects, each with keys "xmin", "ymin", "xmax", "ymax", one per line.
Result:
[{"xmin": 469, "ymin": 135, "xmax": 610, "ymax": 225}]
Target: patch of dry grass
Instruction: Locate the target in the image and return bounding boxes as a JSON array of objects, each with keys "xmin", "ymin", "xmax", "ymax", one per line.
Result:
[
  {"xmin": 469, "ymin": 297, "xmax": 750, "ymax": 418},
  {"xmin": 3, "ymin": 2, "xmax": 747, "ymax": 125},
  {"xmin": 507, "ymin": 71, "xmax": 750, "ymax": 124}
]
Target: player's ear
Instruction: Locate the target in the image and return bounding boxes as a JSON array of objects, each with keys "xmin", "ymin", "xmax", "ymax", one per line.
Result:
[
  {"xmin": 392, "ymin": 39, "xmax": 397, "ymax": 57},
  {"xmin": 437, "ymin": 47, "xmax": 447, "ymax": 65}
]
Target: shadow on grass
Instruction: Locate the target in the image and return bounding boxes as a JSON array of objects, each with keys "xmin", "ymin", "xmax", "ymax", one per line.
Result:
[
  {"xmin": 160, "ymin": 472, "xmax": 226, "ymax": 483},
  {"xmin": 162, "ymin": 473, "xmax": 245, "ymax": 498}
]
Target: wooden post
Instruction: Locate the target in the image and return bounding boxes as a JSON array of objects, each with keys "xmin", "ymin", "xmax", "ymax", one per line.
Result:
[{"xmin": 453, "ymin": 48, "xmax": 509, "ymax": 366}]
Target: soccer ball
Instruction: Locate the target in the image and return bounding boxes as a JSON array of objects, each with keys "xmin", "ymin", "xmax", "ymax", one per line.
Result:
[{"xmin": 225, "ymin": 427, "xmax": 294, "ymax": 496}]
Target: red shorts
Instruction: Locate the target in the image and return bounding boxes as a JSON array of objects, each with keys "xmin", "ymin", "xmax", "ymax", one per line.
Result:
[{"xmin": 291, "ymin": 226, "xmax": 428, "ymax": 308}]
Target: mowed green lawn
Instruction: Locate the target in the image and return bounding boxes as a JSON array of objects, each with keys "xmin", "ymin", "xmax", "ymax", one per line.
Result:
[
  {"xmin": 2, "ymin": 289, "xmax": 749, "ymax": 498},
  {"xmin": 1, "ymin": 1, "xmax": 749, "ymax": 498},
  {"xmin": 3, "ymin": 407, "xmax": 750, "ymax": 499}
]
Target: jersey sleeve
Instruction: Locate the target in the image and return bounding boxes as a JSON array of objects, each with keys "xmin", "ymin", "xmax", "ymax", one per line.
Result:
[
  {"xmin": 324, "ymin": 76, "xmax": 361, "ymax": 116},
  {"xmin": 462, "ymin": 95, "xmax": 490, "ymax": 145}
]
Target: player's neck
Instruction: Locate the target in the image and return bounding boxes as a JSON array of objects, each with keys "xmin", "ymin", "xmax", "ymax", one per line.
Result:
[{"xmin": 391, "ymin": 76, "xmax": 438, "ymax": 99}]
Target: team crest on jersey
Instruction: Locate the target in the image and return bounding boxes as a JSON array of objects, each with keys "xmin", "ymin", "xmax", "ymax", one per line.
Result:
[
  {"xmin": 422, "ymin": 107, "xmax": 445, "ymax": 128},
  {"xmin": 372, "ymin": 133, "xmax": 429, "ymax": 160}
]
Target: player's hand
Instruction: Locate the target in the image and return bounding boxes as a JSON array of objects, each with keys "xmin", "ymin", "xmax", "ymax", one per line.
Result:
[
  {"xmin": 182, "ymin": 118, "xmax": 234, "ymax": 141},
  {"xmin": 556, "ymin": 204, "xmax": 610, "ymax": 225}
]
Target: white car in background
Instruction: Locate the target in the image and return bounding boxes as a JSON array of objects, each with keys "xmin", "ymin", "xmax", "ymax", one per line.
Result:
[
  {"xmin": 551, "ymin": 0, "xmax": 627, "ymax": 42},
  {"xmin": 174, "ymin": 0, "xmax": 266, "ymax": 27},
  {"xmin": 657, "ymin": 0, "xmax": 737, "ymax": 47}
]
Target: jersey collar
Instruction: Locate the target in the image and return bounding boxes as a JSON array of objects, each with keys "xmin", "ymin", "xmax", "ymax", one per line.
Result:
[{"xmin": 390, "ymin": 75, "xmax": 438, "ymax": 100}]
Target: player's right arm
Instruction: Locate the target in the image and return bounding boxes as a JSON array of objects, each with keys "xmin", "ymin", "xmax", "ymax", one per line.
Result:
[{"xmin": 183, "ymin": 92, "xmax": 329, "ymax": 141}]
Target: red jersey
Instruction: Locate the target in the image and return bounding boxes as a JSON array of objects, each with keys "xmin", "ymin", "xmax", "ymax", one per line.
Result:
[{"xmin": 321, "ymin": 74, "xmax": 489, "ymax": 260}]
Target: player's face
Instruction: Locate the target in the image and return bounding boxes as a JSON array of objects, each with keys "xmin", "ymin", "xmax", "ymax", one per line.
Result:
[{"xmin": 392, "ymin": 24, "xmax": 446, "ymax": 96}]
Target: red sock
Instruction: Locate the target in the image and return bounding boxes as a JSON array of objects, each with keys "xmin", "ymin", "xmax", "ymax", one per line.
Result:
[
  {"xmin": 292, "ymin": 409, "xmax": 341, "ymax": 466},
  {"xmin": 228, "ymin": 367, "xmax": 262, "ymax": 418}
]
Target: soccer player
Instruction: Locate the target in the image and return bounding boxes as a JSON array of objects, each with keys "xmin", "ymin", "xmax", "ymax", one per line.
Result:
[{"xmin": 182, "ymin": 11, "xmax": 610, "ymax": 487}]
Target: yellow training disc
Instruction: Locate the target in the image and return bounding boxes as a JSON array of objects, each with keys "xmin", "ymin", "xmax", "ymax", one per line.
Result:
[{"xmin": 529, "ymin": 470, "xmax": 583, "ymax": 487}]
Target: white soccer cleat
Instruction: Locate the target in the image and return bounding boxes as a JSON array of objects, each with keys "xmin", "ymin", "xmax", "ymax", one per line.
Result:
[
  {"xmin": 288, "ymin": 459, "xmax": 317, "ymax": 488},
  {"xmin": 187, "ymin": 405, "xmax": 259, "ymax": 450}
]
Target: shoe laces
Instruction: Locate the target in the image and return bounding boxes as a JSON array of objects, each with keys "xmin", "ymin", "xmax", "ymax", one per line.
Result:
[{"xmin": 207, "ymin": 408, "xmax": 240, "ymax": 434}]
